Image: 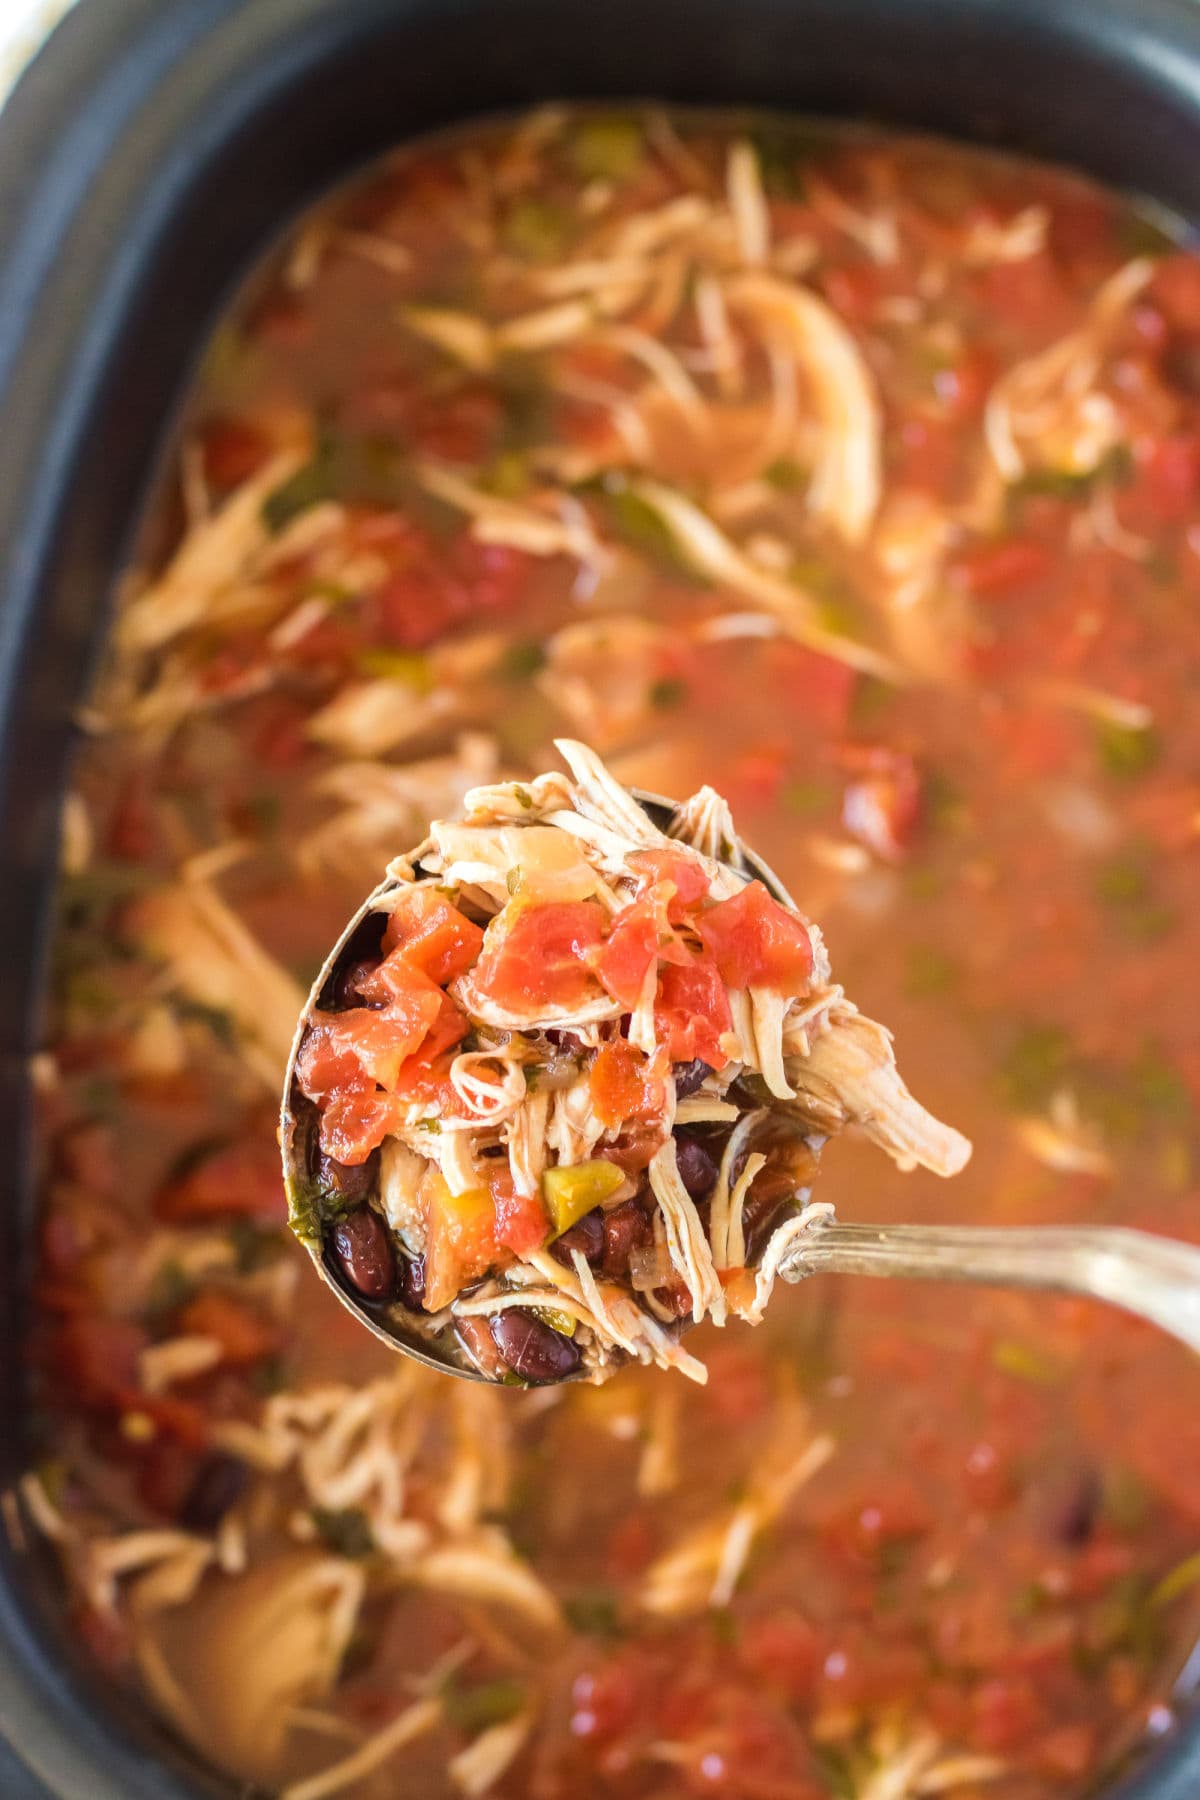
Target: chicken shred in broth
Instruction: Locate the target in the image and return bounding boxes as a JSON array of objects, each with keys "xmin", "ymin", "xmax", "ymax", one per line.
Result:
[{"xmin": 19, "ymin": 108, "xmax": 1200, "ymax": 1800}]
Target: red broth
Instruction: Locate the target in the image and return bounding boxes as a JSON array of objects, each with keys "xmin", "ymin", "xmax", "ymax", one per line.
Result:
[{"xmin": 24, "ymin": 111, "xmax": 1200, "ymax": 1799}]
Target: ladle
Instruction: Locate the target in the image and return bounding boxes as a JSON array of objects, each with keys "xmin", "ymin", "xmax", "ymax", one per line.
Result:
[{"xmin": 280, "ymin": 790, "xmax": 1200, "ymax": 1382}]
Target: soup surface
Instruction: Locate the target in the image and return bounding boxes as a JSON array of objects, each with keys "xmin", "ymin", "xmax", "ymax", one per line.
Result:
[{"xmin": 21, "ymin": 108, "xmax": 1200, "ymax": 1800}]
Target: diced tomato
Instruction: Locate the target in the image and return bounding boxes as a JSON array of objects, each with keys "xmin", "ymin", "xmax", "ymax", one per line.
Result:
[
  {"xmin": 570, "ymin": 1660, "xmax": 643, "ymax": 1741},
  {"xmin": 953, "ymin": 536, "xmax": 1053, "ymax": 596},
  {"xmin": 72, "ymin": 1602, "xmax": 130, "ymax": 1675},
  {"xmin": 448, "ymin": 538, "xmax": 530, "ymax": 616},
  {"xmin": 838, "ymin": 746, "xmax": 922, "ymax": 862},
  {"xmin": 301, "ymin": 984, "xmax": 445, "ymax": 1094},
  {"xmin": 606, "ymin": 1513, "xmax": 656, "ymax": 1578},
  {"xmin": 1149, "ymin": 255, "xmax": 1200, "ymax": 334},
  {"xmin": 772, "ymin": 642, "xmax": 859, "ymax": 733},
  {"xmin": 107, "ymin": 772, "xmax": 158, "ymax": 863},
  {"xmin": 936, "ymin": 343, "xmax": 998, "ymax": 420},
  {"xmin": 380, "ymin": 887, "xmax": 483, "ymax": 981},
  {"xmin": 1130, "ymin": 431, "xmax": 1200, "ymax": 523},
  {"xmin": 739, "ymin": 1612, "xmax": 820, "ymax": 1704},
  {"xmin": 199, "ymin": 415, "xmax": 271, "ymax": 491},
  {"xmin": 1031, "ymin": 1723, "xmax": 1097, "ymax": 1780},
  {"xmin": 422, "ymin": 1172, "xmax": 503, "ymax": 1311},
  {"xmin": 154, "ymin": 1135, "xmax": 284, "ymax": 1224},
  {"xmin": 822, "ymin": 1477, "xmax": 934, "ymax": 1564},
  {"xmin": 969, "ymin": 1676, "xmax": 1045, "ymax": 1753},
  {"xmin": 488, "ymin": 1167, "xmax": 548, "ymax": 1256},
  {"xmin": 54, "ymin": 1316, "xmax": 146, "ymax": 1409},
  {"xmin": 654, "ymin": 958, "xmax": 732, "ymax": 1066},
  {"xmin": 251, "ymin": 699, "xmax": 312, "ymax": 770},
  {"xmin": 176, "ymin": 1291, "xmax": 279, "ymax": 1365},
  {"xmin": 695, "ymin": 881, "xmax": 813, "ymax": 993},
  {"xmin": 591, "ymin": 898, "xmax": 661, "ymax": 1011},
  {"xmin": 589, "ymin": 1038, "xmax": 663, "ymax": 1130},
  {"xmin": 626, "ymin": 847, "xmax": 711, "ymax": 914},
  {"xmin": 704, "ymin": 1340, "xmax": 772, "ymax": 1427},
  {"xmin": 591, "ymin": 886, "xmax": 690, "ymax": 1011},
  {"xmin": 471, "ymin": 900, "xmax": 607, "ymax": 1013},
  {"xmin": 318, "ymin": 1088, "xmax": 408, "ymax": 1165}
]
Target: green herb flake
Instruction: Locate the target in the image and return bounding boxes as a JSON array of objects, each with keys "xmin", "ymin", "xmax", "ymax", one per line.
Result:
[
  {"xmin": 513, "ymin": 786, "xmax": 535, "ymax": 811},
  {"xmin": 311, "ymin": 1507, "xmax": 376, "ymax": 1559},
  {"xmin": 1101, "ymin": 1465, "xmax": 1151, "ymax": 1534},
  {"xmin": 142, "ymin": 1259, "xmax": 195, "ymax": 1321},
  {"xmin": 649, "ymin": 676, "xmax": 688, "ymax": 710},
  {"xmin": 503, "ymin": 197, "xmax": 568, "ymax": 263},
  {"xmin": 1095, "ymin": 848, "xmax": 1177, "ymax": 943},
  {"xmin": 1151, "ymin": 1549, "xmax": 1200, "ymax": 1611},
  {"xmin": 440, "ymin": 1675, "xmax": 527, "ymax": 1733},
  {"xmin": 764, "ymin": 456, "xmax": 806, "ymax": 492},
  {"xmin": 1096, "ymin": 720, "xmax": 1160, "ymax": 780},
  {"xmin": 904, "ymin": 945, "xmax": 960, "ymax": 999},
  {"xmin": 564, "ymin": 1587, "xmax": 624, "ymax": 1638},
  {"xmin": 579, "ymin": 473, "xmax": 704, "ymax": 583},
  {"xmin": 353, "ymin": 648, "xmax": 434, "ymax": 691},
  {"xmin": 252, "ymin": 1354, "xmax": 290, "ymax": 1396},
  {"xmin": 998, "ymin": 1023, "xmax": 1072, "ymax": 1112},
  {"xmin": 1132, "ymin": 1045, "xmax": 1193, "ymax": 1123},
  {"xmin": 244, "ymin": 790, "xmax": 283, "ymax": 834},
  {"xmin": 482, "ymin": 451, "xmax": 531, "ymax": 501},
  {"xmin": 1008, "ymin": 444, "xmax": 1133, "ymax": 510},
  {"xmin": 710, "ymin": 1606, "xmax": 740, "ymax": 1647},
  {"xmin": 262, "ymin": 456, "xmax": 332, "ymax": 534},
  {"xmin": 230, "ymin": 1218, "xmax": 284, "ymax": 1275},
  {"xmin": 568, "ymin": 116, "xmax": 645, "ymax": 184},
  {"xmin": 992, "ymin": 1338, "xmax": 1063, "ymax": 1385},
  {"xmin": 177, "ymin": 998, "xmax": 239, "ymax": 1051},
  {"xmin": 413, "ymin": 1118, "xmax": 442, "ymax": 1133},
  {"xmin": 499, "ymin": 640, "xmax": 547, "ymax": 681},
  {"xmin": 782, "ymin": 778, "xmax": 835, "ymax": 816}
]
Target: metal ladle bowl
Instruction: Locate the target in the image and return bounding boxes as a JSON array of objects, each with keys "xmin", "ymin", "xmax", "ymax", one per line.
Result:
[{"xmin": 280, "ymin": 790, "xmax": 1200, "ymax": 1384}]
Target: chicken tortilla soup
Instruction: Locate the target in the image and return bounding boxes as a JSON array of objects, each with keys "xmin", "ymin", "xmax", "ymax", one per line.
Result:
[{"xmin": 20, "ymin": 109, "xmax": 1200, "ymax": 1800}]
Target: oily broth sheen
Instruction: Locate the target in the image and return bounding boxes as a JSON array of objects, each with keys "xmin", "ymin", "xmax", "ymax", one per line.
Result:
[{"xmin": 30, "ymin": 110, "xmax": 1200, "ymax": 1799}]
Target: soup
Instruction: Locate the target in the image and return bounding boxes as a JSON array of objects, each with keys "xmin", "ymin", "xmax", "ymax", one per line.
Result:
[{"xmin": 20, "ymin": 108, "xmax": 1200, "ymax": 1800}]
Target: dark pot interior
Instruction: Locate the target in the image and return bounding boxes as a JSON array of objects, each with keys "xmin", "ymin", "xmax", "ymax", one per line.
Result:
[{"xmin": 2, "ymin": 0, "xmax": 1200, "ymax": 1792}]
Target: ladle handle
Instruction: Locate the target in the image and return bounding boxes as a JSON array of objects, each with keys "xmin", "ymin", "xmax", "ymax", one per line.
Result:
[{"xmin": 779, "ymin": 1221, "xmax": 1200, "ymax": 1354}]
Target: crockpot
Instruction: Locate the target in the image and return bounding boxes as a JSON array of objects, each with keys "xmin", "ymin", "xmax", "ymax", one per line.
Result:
[{"xmin": 2, "ymin": 0, "xmax": 1200, "ymax": 1793}]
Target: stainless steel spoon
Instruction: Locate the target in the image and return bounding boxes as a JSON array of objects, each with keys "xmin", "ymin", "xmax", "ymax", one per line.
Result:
[{"xmin": 281, "ymin": 789, "xmax": 1200, "ymax": 1380}]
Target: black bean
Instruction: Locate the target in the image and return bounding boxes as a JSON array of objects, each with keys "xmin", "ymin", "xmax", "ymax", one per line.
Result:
[
  {"xmin": 601, "ymin": 1197, "xmax": 653, "ymax": 1279},
  {"xmin": 673, "ymin": 1059, "xmax": 713, "ymax": 1100},
  {"xmin": 329, "ymin": 956, "xmax": 384, "ymax": 1010},
  {"xmin": 1164, "ymin": 339, "xmax": 1200, "ymax": 397},
  {"xmin": 398, "ymin": 1250, "xmax": 426, "ymax": 1309},
  {"xmin": 179, "ymin": 1453, "xmax": 250, "ymax": 1532},
  {"xmin": 318, "ymin": 1147, "xmax": 378, "ymax": 1206},
  {"xmin": 1052, "ymin": 1470, "xmax": 1100, "ymax": 1547},
  {"xmin": 331, "ymin": 1205, "xmax": 396, "ymax": 1300},
  {"xmin": 489, "ymin": 1309, "xmax": 581, "ymax": 1383},
  {"xmin": 674, "ymin": 1133, "xmax": 718, "ymax": 1202},
  {"xmin": 550, "ymin": 1208, "xmax": 604, "ymax": 1269}
]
